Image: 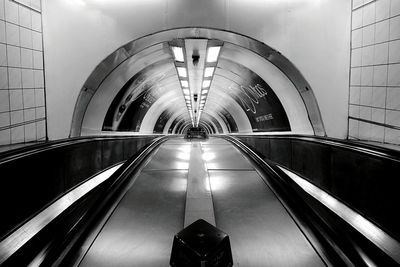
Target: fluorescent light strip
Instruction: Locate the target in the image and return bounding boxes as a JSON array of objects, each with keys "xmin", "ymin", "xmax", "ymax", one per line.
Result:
[
  {"xmin": 206, "ymin": 46, "xmax": 221, "ymax": 63},
  {"xmin": 181, "ymin": 80, "xmax": 189, "ymax": 87},
  {"xmin": 177, "ymin": 67, "xmax": 187, "ymax": 78},
  {"xmin": 172, "ymin": 46, "xmax": 184, "ymax": 62},
  {"xmin": 204, "ymin": 67, "xmax": 215, "ymax": 77},
  {"xmin": 185, "ymin": 95, "xmax": 190, "ymax": 99},
  {"xmin": 202, "ymin": 80, "xmax": 211, "ymax": 88},
  {"xmin": 183, "ymin": 89, "xmax": 190, "ymax": 95},
  {"xmin": 202, "ymin": 89, "xmax": 209, "ymax": 94}
]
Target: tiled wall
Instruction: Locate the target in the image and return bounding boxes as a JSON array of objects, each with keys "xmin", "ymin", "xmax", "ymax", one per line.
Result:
[
  {"xmin": 349, "ymin": 0, "xmax": 400, "ymax": 145},
  {"xmin": 0, "ymin": 0, "xmax": 46, "ymax": 146}
]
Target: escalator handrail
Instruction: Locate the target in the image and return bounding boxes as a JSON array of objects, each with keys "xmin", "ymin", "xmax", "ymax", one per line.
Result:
[
  {"xmin": 224, "ymin": 135, "xmax": 400, "ymax": 265},
  {"xmin": 0, "ymin": 135, "xmax": 169, "ymax": 265},
  {"xmin": 0, "ymin": 135, "xmax": 161, "ymax": 164},
  {"xmin": 231, "ymin": 134, "xmax": 400, "ymax": 163}
]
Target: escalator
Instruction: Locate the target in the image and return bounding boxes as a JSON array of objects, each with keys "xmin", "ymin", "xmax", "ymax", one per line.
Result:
[{"xmin": 1, "ymin": 136, "xmax": 399, "ymax": 266}]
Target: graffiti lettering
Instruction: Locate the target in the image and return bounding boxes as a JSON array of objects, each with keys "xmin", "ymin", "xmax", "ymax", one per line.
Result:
[{"xmin": 230, "ymin": 84, "xmax": 268, "ymax": 114}]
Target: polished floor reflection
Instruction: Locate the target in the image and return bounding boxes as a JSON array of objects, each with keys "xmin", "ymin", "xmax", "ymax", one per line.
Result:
[{"xmin": 77, "ymin": 138, "xmax": 325, "ymax": 266}]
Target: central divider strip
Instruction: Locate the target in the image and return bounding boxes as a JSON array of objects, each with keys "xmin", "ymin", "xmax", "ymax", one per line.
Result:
[{"xmin": 184, "ymin": 141, "xmax": 216, "ymax": 227}]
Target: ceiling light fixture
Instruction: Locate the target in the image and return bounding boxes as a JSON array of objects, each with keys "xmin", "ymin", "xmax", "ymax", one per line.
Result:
[
  {"xmin": 181, "ymin": 80, "xmax": 189, "ymax": 88},
  {"xmin": 206, "ymin": 46, "xmax": 221, "ymax": 63},
  {"xmin": 204, "ymin": 67, "xmax": 215, "ymax": 77},
  {"xmin": 177, "ymin": 67, "xmax": 187, "ymax": 77},
  {"xmin": 202, "ymin": 80, "xmax": 211, "ymax": 88},
  {"xmin": 172, "ymin": 46, "xmax": 184, "ymax": 62}
]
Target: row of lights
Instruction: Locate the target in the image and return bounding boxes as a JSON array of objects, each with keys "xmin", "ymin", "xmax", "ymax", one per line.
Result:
[
  {"xmin": 197, "ymin": 46, "xmax": 221, "ymax": 126},
  {"xmin": 171, "ymin": 43, "xmax": 222, "ymax": 127},
  {"xmin": 171, "ymin": 46, "xmax": 194, "ymax": 126}
]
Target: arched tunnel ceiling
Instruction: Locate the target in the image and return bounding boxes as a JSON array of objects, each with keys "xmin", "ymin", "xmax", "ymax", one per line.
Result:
[{"xmin": 72, "ymin": 28, "xmax": 325, "ymax": 136}]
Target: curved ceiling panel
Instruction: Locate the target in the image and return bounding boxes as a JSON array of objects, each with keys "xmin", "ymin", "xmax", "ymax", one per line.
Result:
[{"xmin": 72, "ymin": 28, "xmax": 325, "ymax": 137}]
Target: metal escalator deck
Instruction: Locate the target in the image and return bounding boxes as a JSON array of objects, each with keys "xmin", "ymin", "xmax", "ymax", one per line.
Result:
[{"xmin": 77, "ymin": 137, "xmax": 325, "ymax": 266}]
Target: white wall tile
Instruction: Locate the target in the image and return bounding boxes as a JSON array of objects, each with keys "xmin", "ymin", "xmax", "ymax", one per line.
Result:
[
  {"xmin": 11, "ymin": 125, "xmax": 24, "ymax": 144},
  {"xmin": 372, "ymin": 86, "xmax": 387, "ymax": 108},
  {"xmin": 361, "ymin": 66, "xmax": 374, "ymax": 85},
  {"xmin": 361, "ymin": 45, "xmax": 374, "ymax": 65},
  {"xmin": 0, "ymin": 0, "xmax": 5, "ymax": 20},
  {"xmin": 20, "ymin": 48, "xmax": 32, "ymax": 68},
  {"xmin": 373, "ymin": 65, "xmax": 388, "ymax": 86},
  {"xmin": 352, "ymin": 9, "xmax": 363, "ymax": 30},
  {"xmin": 0, "ymin": 111, "xmax": 10, "ymax": 127},
  {"xmin": 0, "ymin": 90, "xmax": 10, "ymax": 112},
  {"xmin": 24, "ymin": 122, "xmax": 36, "ymax": 141},
  {"xmin": 349, "ymin": 119, "xmax": 359, "ymax": 138},
  {"xmin": 9, "ymin": 89, "xmax": 22, "ymax": 110},
  {"xmin": 18, "ymin": 5, "xmax": 31, "ymax": 29},
  {"xmin": 389, "ymin": 39, "xmax": 400, "ymax": 63},
  {"xmin": 390, "ymin": 0, "xmax": 400, "ymax": 17},
  {"xmin": 375, "ymin": 19, "xmax": 389, "ymax": 43},
  {"xmin": 363, "ymin": 2, "xmax": 375, "ymax": 26},
  {"xmin": 362, "ymin": 24, "xmax": 375, "ymax": 46},
  {"xmin": 386, "ymin": 110, "xmax": 400, "ymax": 127},
  {"xmin": 34, "ymin": 69, "xmax": 43, "ymax": 87},
  {"xmin": 7, "ymin": 67, "xmax": 21, "ymax": 88},
  {"xmin": 0, "ymin": 67, "xmax": 8, "ymax": 89},
  {"xmin": 349, "ymin": 104, "xmax": 360, "ymax": 117},
  {"xmin": 350, "ymin": 86, "xmax": 361, "ymax": 104},
  {"xmin": 6, "ymin": 23, "xmax": 19, "ymax": 46},
  {"xmin": 360, "ymin": 86, "xmax": 373, "ymax": 106},
  {"xmin": 376, "ymin": 0, "xmax": 390, "ymax": 21},
  {"xmin": 33, "ymin": 50, "xmax": 42, "ymax": 69},
  {"xmin": 36, "ymin": 119, "xmax": 45, "ymax": 139},
  {"xmin": 0, "ymin": 20, "xmax": 6, "ymax": 43},
  {"xmin": 384, "ymin": 128, "xmax": 400, "ymax": 144},
  {"xmin": 35, "ymin": 106, "xmax": 44, "ymax": 118},
  {"xmin": 369, "ymin": 125, "xmax": 385, "ymax": 142},
  {"xmin": 6, "ymin": 45, "xmax": 20, "ymax": 67},
  {"xmin": 351, "ymin": 48, "xmax": 362, "ymax": 67},
  {"xmin": 371, "ymin": 107, "xmax": 385, "ymax": 123},
  {"xmin": 35, "ymin": 88, "xmax": 44, "ymax": 106},
  {"xmin": 5, "ymin": 0, "xmax": 19, "ymax": 24},
  {"xmin": 351, "ymin": 67, "xmax": 361, "ymax": 85},
  {"xmin": 352, "ymin": 28, "xmax": 363, "ymax": 48},
  {"xmin": 0, "ymin": 129, "xmax": 11, "ymax": 145},
  {"xmin": 21, "ymin": 68, "xmax": 34, "ymax": 88},
  {"xmin": 386, "ymin": 87, "xmax": 400, "ymax": 110},
  {"xmin": 359, "ymin": 121, "xmax": 372, "ymax": 139},
  {"xmin": 31, "ymin": 31, "xmax": 42, "ymax": 51},
  {"xmin": 23, "ymin": 108, "xmax": 35, "ymax": 121},
  {"xmin": 30, "ymin": 0, "xmax": 41, "ymax": 12},
  {"xmin": 10, "ymin": 109, "xmax": 23, "ymax": 124},
  {"xmin": 20, "ymin": 27, "xmax": 32, "ymax": 49},
  {"xmin": 31, "ymin": 11, "xmax": 41, "ymax": 32},
  {"xmin": 374, "ymin": 42, "xmax": 389, "ymax": 64},
  {"xmin": 388, "ymin": 64, "xmax": 400, "ymax": 86},
  {"xmin": 389, "ymin": 16, "xmax": 400, "ymax": 40},
  {"xmin": 23, "ymin": 88, "xmax": 34, "ymax": 108},
  {"xmin": 353, "ymin": 0, "xmax": 363, "ymax": 10},
  {"xmin": 0, "ymin": 43, "xmax": 6, "ymax": 66}
]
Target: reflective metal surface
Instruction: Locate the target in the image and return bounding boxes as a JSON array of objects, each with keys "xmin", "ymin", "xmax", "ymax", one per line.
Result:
[
  {"xmin": 76, "ymin": 137, "xmax": 325, "ymax": 266},
  {"xmin": 79, "ymin": 170, "xmax": 187, "ymax": 267},
  {"xmin": 209, "ymin": 170, "xmax": 325, "ymax": 267}
]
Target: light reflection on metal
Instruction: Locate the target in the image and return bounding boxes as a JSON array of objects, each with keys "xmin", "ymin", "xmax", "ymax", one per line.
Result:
[
  {"xmin": 0, "ymin": 164, "xmax": 123, "ymax": 265},
  {"xmin": 206, "ymin": 46, "xmax": 221, "ymax": 63},
  {"xmin": 278, "ymin": 166, "xmax": 400, "ymax": 264}
]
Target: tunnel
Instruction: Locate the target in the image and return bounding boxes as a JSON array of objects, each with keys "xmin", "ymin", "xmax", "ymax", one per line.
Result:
[{"xmin": 1, "ymin": 1, "xmax": 400, "ymax": 266}]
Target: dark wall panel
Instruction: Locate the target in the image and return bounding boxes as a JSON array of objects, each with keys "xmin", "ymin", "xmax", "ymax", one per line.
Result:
[{"xmin": 0, "ymin": 136, "xmax": 157, "ymax": 239}]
